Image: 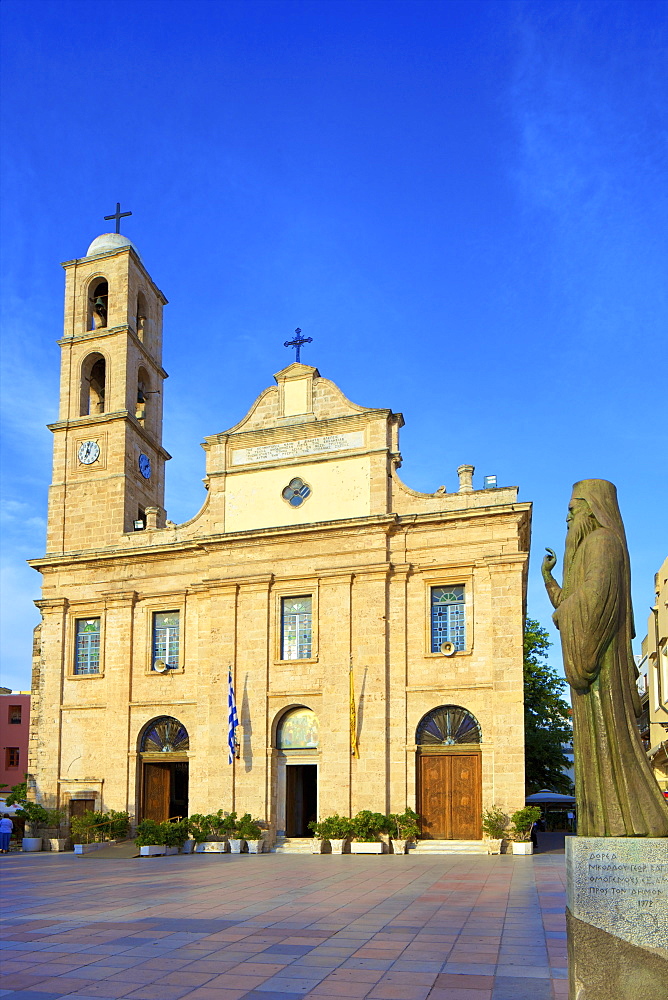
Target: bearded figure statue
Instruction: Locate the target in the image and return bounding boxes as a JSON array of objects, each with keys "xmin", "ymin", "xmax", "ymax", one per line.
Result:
[{"xmin": 542, "ymin": 479, "xmax": 668, "ymax": 838}]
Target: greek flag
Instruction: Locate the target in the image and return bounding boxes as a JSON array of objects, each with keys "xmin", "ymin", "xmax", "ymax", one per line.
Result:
[{"xmin": 228, "ymin": 668, "xmax": 239, "ymax": 764}]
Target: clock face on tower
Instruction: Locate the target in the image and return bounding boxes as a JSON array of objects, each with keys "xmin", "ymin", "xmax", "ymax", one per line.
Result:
[
  {"xmin": 78, "ymin": 440, "xmax": 100, "ymax": 465},
  {"xmin": 138, "ymin": 453, "xmax": 152, "ymax": 480}
]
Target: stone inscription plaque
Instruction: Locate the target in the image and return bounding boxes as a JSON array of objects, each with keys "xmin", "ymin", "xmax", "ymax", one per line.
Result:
[
  {"xmin": 232, "ymin": 430, "xmax": 364, "ymax": 466},
  {"xmin": 566, "ymin": 837, "xmax": 668, "ymax": 952}
]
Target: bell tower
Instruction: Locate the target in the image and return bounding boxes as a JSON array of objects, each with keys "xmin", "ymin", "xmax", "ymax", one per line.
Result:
[{"xmin": 46, "ymin": 230, "xmax": 170, "ymax": 554}]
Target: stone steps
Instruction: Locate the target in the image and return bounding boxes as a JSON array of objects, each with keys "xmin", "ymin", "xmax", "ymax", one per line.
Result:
[
  {"xmin": 409, "ymin": 840, "xmax": 489, "ymax": 855},
  {"xmin": 272, "ymin": 838, "xmax": 315, "ymax": 854}
]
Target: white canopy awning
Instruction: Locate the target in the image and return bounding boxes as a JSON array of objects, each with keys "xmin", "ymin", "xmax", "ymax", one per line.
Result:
[{"xmin": 525, "ymin": 789, "xmax": 576, "ymax": 805}]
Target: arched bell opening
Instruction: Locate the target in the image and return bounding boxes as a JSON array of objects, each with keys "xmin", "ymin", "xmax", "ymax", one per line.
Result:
[
  {"xmin": 274, "ymin": 706, "xmax": 319, "ymax": 838},
  {"xmin": 136, "ymin": 365, "xmax": 150, "ymax": 424},
  {"xmin": 135, "ymin": 290, "xmax": 148, "ymax": 341},
  {"xmin": 88, "ymin": 279, "xmax": 109, "ymax": 331},
  {"xmin": 416, "ymin": 705, "xmax": 482, "ymax": 841},
  {"xmin": 138, "ymin": 716, "xmax": 189, "ymax": 822},
  {"xmin": 80, "ymin": 352, "xmax": 107, "ymax": 416}
]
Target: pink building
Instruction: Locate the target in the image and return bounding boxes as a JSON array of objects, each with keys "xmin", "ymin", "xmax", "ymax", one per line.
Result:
[{"xmin": 0, "ymin": 690, "xmax": 30, "ymax": 791}]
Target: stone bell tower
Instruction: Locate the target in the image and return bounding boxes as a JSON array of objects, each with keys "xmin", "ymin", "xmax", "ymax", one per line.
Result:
[{"xmin": 46, "ymin": 229, "xmax": 170, "ymax": 554}]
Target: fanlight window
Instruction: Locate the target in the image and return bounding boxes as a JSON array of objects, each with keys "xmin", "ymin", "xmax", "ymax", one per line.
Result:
[
  {"xmin": 416, "ymin": 705, "xmax": 481, "ymax": 747},
  {"xmin": 141, "ymin": 716, "xmax": 189, "ymax": 753},
  {"xmin": 277, "ymin": 707, "xmax": 319, "ymax": 750}
]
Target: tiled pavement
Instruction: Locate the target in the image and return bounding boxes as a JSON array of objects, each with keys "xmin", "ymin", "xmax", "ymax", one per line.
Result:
[{"xmin": 0, "ymin": 850, "xmax": 568, "ymax": 1000}]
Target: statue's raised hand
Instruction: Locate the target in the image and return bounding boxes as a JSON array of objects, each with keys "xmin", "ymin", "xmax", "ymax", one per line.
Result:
[{"xmin": 542, "ymin": 547, "xmax": 557, "ymax": 577}]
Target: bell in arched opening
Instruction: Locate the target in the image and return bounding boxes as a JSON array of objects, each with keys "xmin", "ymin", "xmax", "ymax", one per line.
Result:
[{"xmin": 89, "ymin": 280, "xmax": 108, "ymax": 330}]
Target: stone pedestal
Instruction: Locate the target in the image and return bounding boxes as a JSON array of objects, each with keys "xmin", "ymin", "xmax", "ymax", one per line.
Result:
[{"xmin": 566, "ymin": 837, "xmax": 668, "ymax": 999}]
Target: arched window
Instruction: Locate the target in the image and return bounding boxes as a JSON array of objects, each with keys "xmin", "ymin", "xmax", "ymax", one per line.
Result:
[
  {"xmin": 135, "ymin": 291, "xmax": 148, "ymax": 341},
  {"xmin": 416, "ymin": 705, "xmax": 481, "ymax": 747},
  {"xmin": 80, "ymin": 352, "xmax": 106, "ymax": 416},
  {"xmin": 136, "ymin": 366, "xmax": 150, "ymax": 423},
  {"xmin": 140, "ymin": 716, "xmax": 189, "ymax": 753},
  {"xmin": 88, "ymin": 280, "xmax": 109, "ymax": 331},
  {"xmin": 277, "ymin": 707, "xmax": 319, "ymax": 749}
]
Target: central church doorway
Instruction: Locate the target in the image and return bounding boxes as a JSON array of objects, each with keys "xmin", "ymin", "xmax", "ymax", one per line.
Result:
[
  {"xmin": 286, "ymin": 765, "xmax": 317, "ymax": 836},
  {"xmin": 416, "ymin": 705, "xmax": 482, "ymax": 840},
  {"xmin": 139, "ymin": 716, "xmax": 190, "ymax": 821},
  {"xmin": 276, "ymin": 707, "xmax": 319, "ymax": 838}
]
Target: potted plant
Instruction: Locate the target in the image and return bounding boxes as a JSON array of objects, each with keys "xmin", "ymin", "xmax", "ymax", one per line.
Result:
[
  {"xmin": 6, "ymin": 782, "xmax": 49, "ymax": 851},
  {"xmin": 482, "ymin": 806, "xmax": 509, "ymax": 855},
  {"xmin": 71, "ymin": 809, "xmax": 129, "ymax": 853},
  {"xmin": 135, "ymin": 819, "xmax": 167, "ymax": 856},
  {"xmin": 307, "ymin": 819, "xmax": 328, "ymax": 853},
  {"xmin": 163, "ymin": 818, "xmax": 189, "ymax": 854},
  {"xmin": 388, "ymin": 808, "xmax": 420, "ymax": 854},
  {"xmin": 236, "ymin": 814, "xmax": 264, "ymax": 853},
  {"xmin": 350, "ymin": 810, "xmax": 385, "ymax": 853},
  {"xmin": 509, "ymin": 806, "xmax": 541, "ymax": 854},
  {"xmin": 191, "ymin": 811, "xmax": 233, "ymax": 853},
  {"xmin": 317, "ymin": 814, "xmax": 353, "ymax": 853}
]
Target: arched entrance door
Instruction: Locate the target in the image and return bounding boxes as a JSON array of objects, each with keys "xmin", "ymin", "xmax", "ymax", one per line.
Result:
[
  {"xmin": 140, "ymin": 717, "xmax": 189, "ymax": 821},
  {"xmin": 416, "ymin": 706, "xmax": 482, "ymax": 840},
  {"xmin": 276, "ymin": 707, "xmax": 319, "ymax": 838}
]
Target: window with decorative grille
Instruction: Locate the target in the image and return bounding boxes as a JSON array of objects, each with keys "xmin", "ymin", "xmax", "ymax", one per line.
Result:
[
  {"xmin": 431, "ymin": 586, "xmax": 465, "ymax": 652},
  {"xmin": 8, "ymin": 705, "xmax": 22, "ymax": 724},
  {"xmin": 152, "ymin": 611, "xmax": 180, "ymax": 669},
  {"xmin": 281, "ymin": 597, "xmax": 312, "ymax": 660},
  {"xmin": 75, "ymin": 618, "xmax": 101, "ymax": 674}
]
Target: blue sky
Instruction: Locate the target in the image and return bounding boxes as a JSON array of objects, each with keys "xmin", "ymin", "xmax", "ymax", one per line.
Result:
[{"xmin": 1, "ymin": 0, "xmax": 667, "ymax": 691}]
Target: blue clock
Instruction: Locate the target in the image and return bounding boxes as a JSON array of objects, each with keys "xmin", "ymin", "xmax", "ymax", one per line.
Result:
[{"xmin": 138, "ymin": 453, "xmax": 152, "ymax": 479}]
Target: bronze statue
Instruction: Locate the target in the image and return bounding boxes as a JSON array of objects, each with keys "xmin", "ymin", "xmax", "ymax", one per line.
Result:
[{"xmin": 543, "ymin": 480, "xmax": 668, "ymax": 837}]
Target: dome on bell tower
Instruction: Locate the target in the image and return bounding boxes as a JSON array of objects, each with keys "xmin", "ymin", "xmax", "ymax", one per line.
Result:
[{"xmin": 86, "ymin": 232, "xmax": 140, "ymax": 257}]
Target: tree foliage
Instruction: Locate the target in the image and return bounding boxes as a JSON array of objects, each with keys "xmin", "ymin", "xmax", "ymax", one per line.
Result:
[{"xmin": 524, "ymin": 619, "xmax": 573, "ymax": 794}]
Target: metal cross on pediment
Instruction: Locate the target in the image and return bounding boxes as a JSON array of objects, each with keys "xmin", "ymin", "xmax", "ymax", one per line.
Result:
[
  {"xmin": 283, "ymin": 328, "xmax": 313, "ymax": 364},
  {"xmin": 103, "ymin": 202, "xmax": 132, "ymax": 234}
]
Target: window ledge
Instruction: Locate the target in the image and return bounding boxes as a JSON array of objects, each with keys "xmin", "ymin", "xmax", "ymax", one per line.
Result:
[
  {"xmin": 274, "ymin": 657, "xmax": 319, "ymax": 665},
  {"xmin": 67, "ymin": 672, "xmax": 105, "ymax": 680}
]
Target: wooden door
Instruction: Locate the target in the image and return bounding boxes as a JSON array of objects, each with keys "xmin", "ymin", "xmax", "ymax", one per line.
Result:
[
  {"xmin": 69, "ymin": 799, "xmax": 95, "ymax": 819},
  {"xmin": 143, "ymin": 763, "xmax": 170, "ymax": 821},
  {"xmin": 419, "ymin": 753, "xmax": 481, "ymax": 840}
]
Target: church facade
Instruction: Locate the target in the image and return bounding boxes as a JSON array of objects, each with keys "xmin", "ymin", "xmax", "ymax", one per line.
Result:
[{"xmin": 28, "ymin": 232, "xmax": 531, "ymax": 843}]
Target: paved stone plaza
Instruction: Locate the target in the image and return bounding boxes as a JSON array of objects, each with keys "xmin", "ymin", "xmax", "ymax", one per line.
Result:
[{"xmin": 0, "ymin": 852, "xmax": 568, "ymax": 1000}]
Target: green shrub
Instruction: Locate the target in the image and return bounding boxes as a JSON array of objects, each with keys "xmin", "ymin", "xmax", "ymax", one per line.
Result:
[
  {"xmin": 510, "ymin": 806, "xmax": 541, "ymax": 841},
  {"xmin": 309, "ymin": 814, "xmax": 353, "ymax": 840},
  {"xmin": 481, "ymin": 806, "xmax": 509, "ymax": 840},
  {"xmin": 163, "ymin": 819, "xmax": 189, "ymax": 847},
  {"xmin": 187, "ymin": 810, "xmax": 236, "ymax": 842},
  {"xmin": 351, "ymin": 810, "xmax": 385, "ymax": 842},
  {"xmin": 135, "ymin": 819, "xmax": 165, "ymax": 847},
  {"xmin": 71, "ymin": 810, "xmax": 130, "ymax": 844},
  {"xmin": 388, "ymin": 808, "xmax": 421, "ymax": 842},
  {"xmin": 235, "ymin": 813, "xmax": 262, "ymax": 840}
]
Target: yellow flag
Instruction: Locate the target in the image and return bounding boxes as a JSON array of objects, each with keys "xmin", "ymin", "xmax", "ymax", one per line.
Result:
[{"xmin": 350, "ymin": 659, "xmax": 359, "ymax": 758}]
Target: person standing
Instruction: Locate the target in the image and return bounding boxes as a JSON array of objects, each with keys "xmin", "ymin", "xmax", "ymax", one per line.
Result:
[{"xmin": 0, "ymin": 814, "xmax": 13, "ymax": 853}]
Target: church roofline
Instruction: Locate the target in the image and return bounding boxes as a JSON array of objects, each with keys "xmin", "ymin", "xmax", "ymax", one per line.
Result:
[{"xmin": 28, "ymin": 501, "xmax": 531, "ymax": 572}]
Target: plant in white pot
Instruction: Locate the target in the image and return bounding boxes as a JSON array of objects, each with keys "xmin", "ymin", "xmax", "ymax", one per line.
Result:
[
  {"xmin": 135, "ymin": 819, "xmax": 167, "ymax": 856},
  {"xmin": 236, "ymin": 814, "xmax": 264, "ymax": 853},
  {"xmin": 482, "ymin": 806, "xmax": 509, "ymax": 855},
  {"xmin": 316, "ymin": 814, "xmax": 353, "ymax": 853},
  {"xmin": 350, "ymin": 811, "xmax": 386, "ymax": 853},
  {"xmin": 190, "ymin": 811, "xmax": 231, "ymax": 853},
  {"xmin": 307, "ymin": 819, "xmax": 327, "ymax": 853},
  {"xmin": 6, "ymin": 781, "xmax": 49, "ymax": 851},
  {"xmin": 388, "ymin": 808, "xmax": 420, "ymax": 854},
  {"xmin": 509, "ymin": 806, "xmax": 541, "ymax": 855}
]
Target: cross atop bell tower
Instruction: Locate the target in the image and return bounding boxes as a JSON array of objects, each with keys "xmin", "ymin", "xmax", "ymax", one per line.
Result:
[
  {"xmin": 46, "ymin": 229, "xmax": 171, "ymax": 554},
  {"xmin": 103, "ymin": 201, "xmax": 132, "ymax": 234}
]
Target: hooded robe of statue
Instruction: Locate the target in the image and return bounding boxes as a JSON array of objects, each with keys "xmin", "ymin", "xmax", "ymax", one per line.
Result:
[{"xmin": 551, "ymin": 479, "xmax": 668, "ymax": 838}]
